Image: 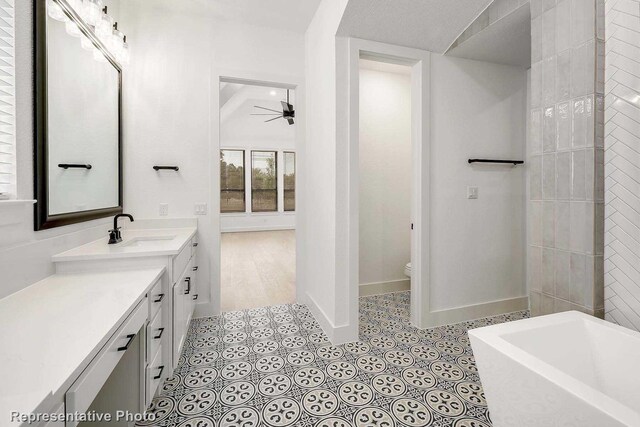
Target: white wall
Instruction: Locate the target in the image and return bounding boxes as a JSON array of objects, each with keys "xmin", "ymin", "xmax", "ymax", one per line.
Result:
[
  {"xmin": 220, "ymin": 84, "xmax": 296, "ymax": 232},
  {"xmin": 358, "ymin": 63, "xmax": 411, "ymax": 287},
  {"xmin": 0, "ymin": 0, "xmax": 119, "ymax": 300},
  {"xmin": 301, "ymin": 0, "xmax": 350, "ymax": 341},
  {"xmin": 119, "ymin": 0, "xmax": 305, "ymax": 314},
  {"xmin": 429, "ymin": 55, "xmax": 527, "ymax": 311}
]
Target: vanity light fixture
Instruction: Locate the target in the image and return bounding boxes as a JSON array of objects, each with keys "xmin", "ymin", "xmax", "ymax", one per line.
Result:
[
  {"xmin": 95, "ymin": 6, "xmax": 114, "ymax": 39},
  {"xmin": 81, "ymin": 0, "xmax": 103, "ymax": 27},
  {"xmin": 47, "ymin": 0, "xmax": 68, "ymax": 22},
  {"xmin": 109, "ymin": 22, "xmax": 125, "ymax": 58},
  {"xmin": 65, "ymin": 19, "xmax": 83, "ymax": 37},
  {"xmin": 119, "ymin": 36, "xmax": 130, "ymax": 66}
]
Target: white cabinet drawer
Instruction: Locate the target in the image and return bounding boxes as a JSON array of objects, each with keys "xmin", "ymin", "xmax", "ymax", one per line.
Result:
[
  {"xmin": 65, "ymin": 298, "xmax": 148, "ymax": 427},
  {"xmin": 146, "ymin": 345, "xmax": 164, "ymax": 407},
  {"xmin": 171, "ymin": 241, "xmax": 192, "ymax": 284},
  {"xmin": 146, "ymin": 307, "xmax": 164, "ymax": 363},
  {"xmin": 147, "ymin": 279, "xmax": 164, "ymax": 320}
]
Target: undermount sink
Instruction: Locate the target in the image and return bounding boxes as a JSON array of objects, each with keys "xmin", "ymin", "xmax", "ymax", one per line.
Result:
[{"xmin": 121, "ymin": 236, "xmax": 176, "ymax": 248}]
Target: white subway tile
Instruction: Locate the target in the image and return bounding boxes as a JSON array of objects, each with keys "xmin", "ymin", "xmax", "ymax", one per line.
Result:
[
  {"xmin": 543, "ymin": 201, "xmax": 556, "ymax": 247},
  {"xmin": 572, "ymin": 97, "xmax": 586, "ymax": 148},
  {"xmin": 530, "ymin": 155, "xmax": 543, "ymax": 200},
  {"xmin": 556, "ymin": 201, "xmax": 571, "ymax": 249},
  {"xmin": 585, "ymin": 149, "xmax": 595, "ymax": 201},
  {"xmin": 543, "ymin": 153, "xmax": 557, "ymax": 200},
  {"xmin": 531, "ymin": 62, "xmax": 543, "ymax": 108},
  {"xmin": 544, "ymin": 56, "xmax": 557, "ymax": 105},
  {"xmin": 570, "ymin": 201, "xmax": 587, "ymax": 252},
  {"xmin": 556, "ymin": 249, "xmax": 571, "ymax": 299},
  {"xmin": 530, "ymin": 201, "xmax": 544, "ymax": 246},
  {"xmin": 571, "ymin": 44, "xmax": 587, "ymax": 97},
  {"xmin": 556, "ymin": 50, "xmax": 571, "ymax": 102},
  {"xmin": 529, "ymin": 246, "xmax": 543, "ymax": 292},
  {"xmin": 556, "ymin": 0, "xmax": 572, "ymax": 52},
  {"xmin": 544, "ymin": 106, "xmax": 557, "ymax": 152},
  {"xmin": 571, "ymin": 149, "xmax": 587, "ymax": 200},
  {"xmin": 543, "ymin": 8, "xmax": 557, "ymax": 59},
  {"xmin": 531, "ymin": 108, "xmax": 543, "ymax": 154},
  {"xmin": 570, "ymin": 252, "xmax": 587, "ymax": 304},
  {"xmin": 542, "ymin": 248, "xmax": 556, "ymax": 293},
  {"xmin": 556, "ymin": 151, "xmax": 571, "ymax": 199}
]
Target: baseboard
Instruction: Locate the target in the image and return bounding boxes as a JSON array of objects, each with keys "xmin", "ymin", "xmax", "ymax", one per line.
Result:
[
  {"xmin": 221, "ymin": 225, "xmax": 295, "ymax": 233},
  {"xmin": 359, "ymin": 279, "xmax": 410, "ymax": 297},
  {"xmin": 305, "ymin": 293, "xmax": 358, "ymax": 345},
  {"xmin": 425, "ymin": 295, "xmax": 530, "ymax": 327}
]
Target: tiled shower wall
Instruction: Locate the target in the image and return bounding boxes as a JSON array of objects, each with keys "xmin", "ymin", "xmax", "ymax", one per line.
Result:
[
  {"xmin": 603, "ymin": 0, "xmax": 640, "ymax": 331},
  {"xmin": 528, "ymin": 0, "xmax": 606, "ymax": 316}
]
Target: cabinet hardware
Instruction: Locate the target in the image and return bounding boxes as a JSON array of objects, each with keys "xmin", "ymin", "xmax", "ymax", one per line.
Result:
[
  {"xmin": 58, "ymin": 163, "xmax": 92, "ymax": 170},
  {"xmin": 154, "ymin": 328, "xmax": 165, "ymax": 339},
  {"xmin": 117, "ymin": 334, "xmax": 136, "ymax": 352},
  {"xmin": 153, "ymin": 293, "xmax": 165, "ymax": 303},
  {"xmin": 154, "ymin": 365, "xmax": 164, "ymax": 380},
  {"xmin": 193, "ymin": 294, "xmax": 198, "ymax": 300},
  {"xmin": 184, "ymin": 277, "xmax": 191, "ymax": 294},
  {"xmin": 192, "ymin": 242, "xmax": 198, "ymax": 247},
  {"xmin": 192, "ymin": 266, "xmax": 198, "ymax": 271},
  {"xmin": 153, "ymin": 166, "xmax": 179, "ymax": 171},
  {"xmin": 468, "ymin": 158, "xmax": 524, "ymax": 165}
]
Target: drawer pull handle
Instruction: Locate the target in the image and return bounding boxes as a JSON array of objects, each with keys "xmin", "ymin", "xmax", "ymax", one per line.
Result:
[
  {"xmin": 154, "ymin": 293, "xmax": 165, "ymax": 303},
  {"xmin": 192, "ymin": 242, "xmax": 198, "ymax": 247},
  {"xmin": 118, "ymin": 334, "xmax": 136, "ymax": 352},
  {"xmin": 193, "ymin": 294, "xmax": 198, "ymax": 300},
  {"xmin": 192, "ymin": 266, "xmax": 198, "ymax": 271},
  {"xmin": 184, "ymin": 277, "xmax": 191, "ymax": 295},
  {"xmin": 154, "ymin": 328, "xmax": 165, "ymax": 340},
  {"xmin": 154, "ymin": 365, "xmax": 164, "ymax": 380}
]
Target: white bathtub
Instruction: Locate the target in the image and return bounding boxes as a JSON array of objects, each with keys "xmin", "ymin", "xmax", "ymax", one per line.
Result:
[{"xmin": 469, "ymin": 311, "xmax": 640, "ymax": 427}]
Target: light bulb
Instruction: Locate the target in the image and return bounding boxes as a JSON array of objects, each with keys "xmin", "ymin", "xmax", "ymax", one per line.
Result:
[
  {"xmin": 82, "ymin": 0, "xmax": 102, "ymax": 26},
  {"xmin": 47, "ymin": 0, "xmax": 68, "ymax": 22},
  {"xmin": 65, "ymin": 19, "xmax": 82, "ymax": 37},
  {"xmin": 66, "ymin": 0, "xmax": 83, "ymax": 13},
  {"xmin": 80, "ymin": 35, "xmax": 94, "ymax": 51},
  {"xmin": 118, "ymin": 37, "xmax": 130, "ymax": 66},
  {"xmin": 109, "ymin": 24, "xmax": 124, "ymax": 58},
  {"xmin": 95, "ymin": 8, "xmax": 113, "ymax": 40}
]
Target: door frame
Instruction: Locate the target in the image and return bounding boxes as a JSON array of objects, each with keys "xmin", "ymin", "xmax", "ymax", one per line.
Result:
[
  {"xmin": 209, "ymin": 69, "xmax": 304, "ymax": 316},
  {"xmin": 346, "ymin": 38, "xmax": 431, "ymax": 329}
]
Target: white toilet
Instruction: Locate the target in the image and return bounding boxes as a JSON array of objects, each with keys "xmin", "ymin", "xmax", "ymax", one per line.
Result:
[{"xmin": 404, "ymin": 262, "xmax": 412, "ymax": 278}]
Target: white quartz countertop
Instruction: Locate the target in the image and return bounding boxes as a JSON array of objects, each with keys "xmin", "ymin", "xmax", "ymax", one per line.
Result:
[
  {"xmin": 0, "ymin": 268, "xmax": 165, "ymax": 425},
  {"xmin": 52, "ymin": 227, "xmax": 197, "ymax": 262}
]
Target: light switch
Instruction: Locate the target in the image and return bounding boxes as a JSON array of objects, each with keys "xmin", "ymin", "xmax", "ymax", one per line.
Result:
[
  {"xmin": 159, "ymin": 203, "xmax": 169, "ymax": 216},
  {"xmin": 467, "ymin": 186, "xmax": 479, "ymax": 199},
  {"xmin": 194, "ymin": 203, "xmax": 208, "ymax": 215}
]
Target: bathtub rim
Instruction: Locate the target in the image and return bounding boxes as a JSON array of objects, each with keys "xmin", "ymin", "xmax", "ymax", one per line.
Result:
[{"xmin": 468, "ymin": 310, "xmax": 640, "ymax": 426}]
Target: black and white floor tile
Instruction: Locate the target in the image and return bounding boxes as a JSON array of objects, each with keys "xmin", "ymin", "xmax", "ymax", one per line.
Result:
[{"xmin": 140, "ymin": 292, "xmax": 528, "ymax": 427}]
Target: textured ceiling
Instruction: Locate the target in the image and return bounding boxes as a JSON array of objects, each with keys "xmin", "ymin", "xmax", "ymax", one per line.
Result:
[
  {"xmin": 446, "ymin": 4, "xmax": 531, "ymax": 68},
  {"xmin": 337, "ymin": 0, "xmax": 494, "ymax": 54}
]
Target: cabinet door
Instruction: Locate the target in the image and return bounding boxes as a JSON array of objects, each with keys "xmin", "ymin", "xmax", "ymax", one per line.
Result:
[{"xmin": 172, "ymin": 280, "xmax": 185, "ymax": 366}]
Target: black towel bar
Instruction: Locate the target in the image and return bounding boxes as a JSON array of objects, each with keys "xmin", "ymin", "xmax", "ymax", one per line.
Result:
[
  {"xmin": 58, "ymin": 163, "xmax": 92, "ymax": 170},
  {"xmin": 153, "ymin": 166, "xmax": 179, "ymax": 171},
  {"xmin": 468, "ymin": 159, "xmax": 524, "ymax": 165}
]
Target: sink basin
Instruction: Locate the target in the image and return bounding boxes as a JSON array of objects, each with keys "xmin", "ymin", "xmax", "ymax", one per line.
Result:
[{"xmin": 121, "ymin": 236, "xmax": 176, "ymax": 248}]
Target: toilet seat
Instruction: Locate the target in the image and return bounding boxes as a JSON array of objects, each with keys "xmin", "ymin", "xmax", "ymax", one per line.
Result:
[{"xmin": 404, "ymin": 262, "xmax": 412, "ymax": 278}]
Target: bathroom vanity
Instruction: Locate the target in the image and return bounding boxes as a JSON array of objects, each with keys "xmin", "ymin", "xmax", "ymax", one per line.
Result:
[{"xmin": 0, "ymin": 219, "xmax": 199, "ymax": 426}]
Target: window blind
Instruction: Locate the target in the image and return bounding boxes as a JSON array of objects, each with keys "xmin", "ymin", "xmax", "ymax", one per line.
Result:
[{"xmin": 0, "ymin": 0, "xmax": 15, "ymax": 199}]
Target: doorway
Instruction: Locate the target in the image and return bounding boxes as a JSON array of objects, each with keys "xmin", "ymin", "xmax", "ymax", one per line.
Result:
[
  {"xmin": 218, "ymin": 79, "xmax": 298, "ymax": 312},
  {"xmin": 346, "ymin": 39, "xmax": 431, "ymax": 336}
]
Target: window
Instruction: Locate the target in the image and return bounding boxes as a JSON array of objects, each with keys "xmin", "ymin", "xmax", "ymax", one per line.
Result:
[
  {"xmin": 220, "ymin": 150, "xmax": 245, "ymax": 213},
  {"xmin": 283, "ymin": 152, "xmax": 295, "ymax": 212},
  {"xmin": 251, "ymin": 151, "xmax": 277, "ymax": 212},
  {"xmin": 0, "ymin": 0, "xmax": 15, "ymax": 199}
]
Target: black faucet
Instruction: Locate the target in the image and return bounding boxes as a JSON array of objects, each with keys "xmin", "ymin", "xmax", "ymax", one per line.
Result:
[{"xmin": 108, "ymin": 213, "xmax": 134, "ymax": 244}]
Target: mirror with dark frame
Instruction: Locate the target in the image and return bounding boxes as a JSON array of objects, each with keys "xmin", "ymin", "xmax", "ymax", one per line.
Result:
[{"xmin": 34, "ymin": 0, "xmax": 123, "ymax": 230}]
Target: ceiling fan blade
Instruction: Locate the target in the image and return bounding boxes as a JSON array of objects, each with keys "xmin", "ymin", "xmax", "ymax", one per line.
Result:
[
  {"xmin": 264, "ymin": 116, "xmax": 283, "ymax": 123},
  {"xmin": 254, "ymin": 105, "xmax": 281, "ymax": 113},
  {"xmin": 281, "ymin": 101, "xmax": 291, "ymax": 113},
  {"xmin": 286, "ymin": 118, "xmax": 295, "ymax": 125}
]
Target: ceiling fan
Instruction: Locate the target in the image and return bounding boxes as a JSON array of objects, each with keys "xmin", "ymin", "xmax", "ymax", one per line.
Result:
[{"xmin": 251, "ymin": 89, "xmax": 295, "ymax": 125}]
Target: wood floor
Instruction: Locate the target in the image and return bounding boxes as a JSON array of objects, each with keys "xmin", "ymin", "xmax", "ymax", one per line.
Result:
[{"xmin": 221, "ymin": 230, "xmax": 296, "ymax": 312}]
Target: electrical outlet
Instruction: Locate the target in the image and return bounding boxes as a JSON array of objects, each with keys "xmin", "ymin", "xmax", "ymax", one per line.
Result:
[
  {"xmin": 467, "ymin": 186, "xmax": 479, "ymax": 199},
  {"xmin": 194, "ymin": 203, "xmax": 208, "ymax": 215},
  {"xmin": 159, "ymin": 203, "xmax": 169, "ymax": 216}
]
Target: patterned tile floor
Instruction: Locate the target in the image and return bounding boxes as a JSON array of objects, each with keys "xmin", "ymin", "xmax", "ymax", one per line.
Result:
[{"xmin": 139, "ymin": 292, "xmax": 528, "ymax": 427}]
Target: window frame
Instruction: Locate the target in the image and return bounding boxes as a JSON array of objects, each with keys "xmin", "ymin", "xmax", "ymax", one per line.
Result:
[
  {"xmin": 250, "ymin": 150, "xmax": 278, "ymax": 213},
  {"xmin": 220, "ymin": 149, "xmax": 246, "ymax": 213},
  {"xmin": 283, "ymin": 151, "xmax": 295, "ymax": 212}
]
